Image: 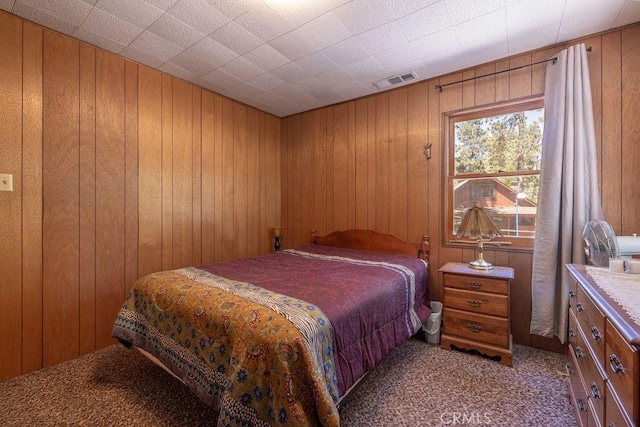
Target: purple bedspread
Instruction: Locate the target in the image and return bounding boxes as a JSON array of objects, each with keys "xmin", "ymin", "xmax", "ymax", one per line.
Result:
[{"xmin": 199, "ymin": 244, "xmax": 430, "ymax": 396}]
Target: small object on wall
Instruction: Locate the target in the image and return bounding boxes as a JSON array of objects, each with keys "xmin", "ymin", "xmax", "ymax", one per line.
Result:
[
  {"xmin": 0, "ymin": 173, "xmax": 13, "ymax": 192},
  {"xmin": 423, "ymin": 143, "xmax": 432, "ymax": 160},
  {"xmin": 272, "ymin": 226, "xmax": 282, "ymax": 252}
]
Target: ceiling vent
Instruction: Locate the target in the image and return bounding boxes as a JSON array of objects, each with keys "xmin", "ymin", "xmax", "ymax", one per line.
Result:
[{"xmin": 373, "ymin": 71, "xmax": 417, "ymax": 89}]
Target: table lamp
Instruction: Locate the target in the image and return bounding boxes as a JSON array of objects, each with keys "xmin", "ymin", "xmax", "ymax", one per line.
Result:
[
  {"xmin": 456, "ymin": 202, "xmax": 503, "ymax": 270},
  {"xmin": 271, "ymin": 226, "xmax": 282, "ymax": 252}
]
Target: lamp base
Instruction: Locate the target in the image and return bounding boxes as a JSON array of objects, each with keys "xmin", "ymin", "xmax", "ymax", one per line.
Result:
[{"xmin": 468, "ymin": 259, "xmax": 493, "ymax": 270}]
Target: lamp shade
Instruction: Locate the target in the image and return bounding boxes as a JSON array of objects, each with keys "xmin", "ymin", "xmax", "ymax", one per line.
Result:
[
  {"xmin": 457, "ymin": 202, "xmax": 503, "ymax": 240},
  {"xmin": 457, "ymin": 202, "xmax": 503, "ymax": 270}
]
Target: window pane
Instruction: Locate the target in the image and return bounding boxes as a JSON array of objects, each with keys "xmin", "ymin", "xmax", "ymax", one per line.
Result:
[
  {"xmin": 454, "ymin": 108, "xmax": 544, "ymax": 175},
  {"xmin": 453, "ymin": 176, "xmax": 538, "ymax": 238}
]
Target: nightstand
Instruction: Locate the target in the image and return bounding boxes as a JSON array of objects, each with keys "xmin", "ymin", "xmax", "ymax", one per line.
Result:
[{"xmin": 439, "ymin": 262, "xmax": 514, "ymax": 366}]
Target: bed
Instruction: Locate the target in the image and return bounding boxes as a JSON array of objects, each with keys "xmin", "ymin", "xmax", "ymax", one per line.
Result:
[{"xmin": 112, "ymin": 229, "xmax": 430, "ymax": 426}]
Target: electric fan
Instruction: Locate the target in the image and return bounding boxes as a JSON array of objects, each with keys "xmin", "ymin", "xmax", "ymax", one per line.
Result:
[{"xmin": 582, "ymin": 219, "xmax": 620, "ymax": 267}]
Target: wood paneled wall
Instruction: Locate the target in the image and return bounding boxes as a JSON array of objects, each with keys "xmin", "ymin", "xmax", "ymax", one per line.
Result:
[
  {"xmin": 0, "ymin": 11, "xmax": 280, "ymax": 381},
  {"xmin": 281, "ymin": 23, "xmax": 640, "ymax": 352}
]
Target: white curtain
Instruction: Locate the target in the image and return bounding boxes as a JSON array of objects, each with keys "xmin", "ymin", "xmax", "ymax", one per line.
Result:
[{"xmin": 530, "ymin": 43, "xmax": 604, "ymax": 343}]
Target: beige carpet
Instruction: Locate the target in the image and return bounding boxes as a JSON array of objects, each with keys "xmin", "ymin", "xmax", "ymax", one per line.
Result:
[{"xmin": 0, "ymin": 338, "xmax": 576, "ymax": 426}]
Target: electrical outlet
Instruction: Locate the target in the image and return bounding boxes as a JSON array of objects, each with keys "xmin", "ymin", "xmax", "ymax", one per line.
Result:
[{"xmin": 0, "ymin": 174, "xmax": 13, "ymax": 192}]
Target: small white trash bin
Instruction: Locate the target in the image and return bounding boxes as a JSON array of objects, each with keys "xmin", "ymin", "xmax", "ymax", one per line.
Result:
[{"xmin": 424, "ymin": 301, "xmax": 443, "ymax": 344}]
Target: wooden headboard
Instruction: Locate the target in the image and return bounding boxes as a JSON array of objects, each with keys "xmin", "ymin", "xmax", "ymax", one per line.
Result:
[{"xmin": 311, "ymin": 229, "xmax": 429, "ymax": 264}]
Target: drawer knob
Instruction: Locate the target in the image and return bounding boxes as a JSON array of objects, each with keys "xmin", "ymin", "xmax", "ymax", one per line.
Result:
[
  {"xmin": 569, "ymin": 290, "xmax": 576, "ymax": 298},
  {"xmin": 591, "ymin": 327, "xmax": 602, "ymax": 342},
  {"xmin": 466, "ymin": 299, "xmax": 483, "ymax": 307},
  {"xmin": 466, "ymin": 323, "xmax": 483, "ymax": 333},
  {"xmin": 590, "ymin": 382, "xmax": 601, "ymax": 399},
  {"xmin": 566, "ymin": 363, "xmax": 574, "ymax": 375},
  {"xmin": 466, "ymin": 281, "xmax": 482, "ymax": 289},
  {"xmin": 576, "ymin": 303, "xmax": 584, "ymax": 313},
  {"xmin": 568, "ymin": 329, "xmax": 575, "ymax": 339},
  {"xmin": 575, "ymin": 346, "xmax": 583, "ymax": 359},
  {"xmin": 609, "ymin": 354, "xmax": 624, "ymax": 373},
  {"xmin": 577, "ymin": 398, "xmax": 586, "ymax": 412}
]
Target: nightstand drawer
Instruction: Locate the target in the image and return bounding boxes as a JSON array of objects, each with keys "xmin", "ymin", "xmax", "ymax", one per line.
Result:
[
  {"xmin": 443, "ymin": 308, "xmax": 509, "ymax": 347},
  {"xmin": 443, "ymin": 273, "xmax": 507, "ymax": 295},
  {"xmin": 443, "ymin": 287, "xmax": 507, "ymax": 317}
]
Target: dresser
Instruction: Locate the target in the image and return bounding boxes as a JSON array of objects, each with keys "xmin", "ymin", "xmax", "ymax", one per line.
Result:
[
  {"xmin": 440, "ymin": 262, "xmax": 514, "ymax": 367},
  {"xmin": 566, "ymin": 263, "xmax": 640, "ymax": 427}
]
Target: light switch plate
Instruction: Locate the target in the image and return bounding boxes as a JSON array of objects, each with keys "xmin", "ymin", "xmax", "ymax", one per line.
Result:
[{"xmin": 0, "ymin": 173, "xmax": 13, "ymax": 191}]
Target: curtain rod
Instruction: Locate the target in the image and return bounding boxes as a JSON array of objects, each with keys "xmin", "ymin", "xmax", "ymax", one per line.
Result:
[{"xmin": 434, "ymin": 46, "xmax": 592, "ymax": 92}]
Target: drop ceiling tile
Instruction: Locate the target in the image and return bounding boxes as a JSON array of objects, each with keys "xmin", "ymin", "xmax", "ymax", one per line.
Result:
[
  {"xmin": 342, "ymin": 56, "xmax": 384, "ymax": 79},
  {"xmin": 199, "ymin": 68, "xmax": 243, "ymax": 89},
  {"xmin": 315, "ymin": 66, "xmax": 354, "ymax": 86},
  {"xmin": 333, "ymin": 0, "xmax": 395, "ymax": 35},
  {"xmin": 558, "ymin": 0, "xmax": 625, "ymax": 41},
  {"xmin": 247, "ymin": 73, "xmax": 286, "ymax": 91},
  {"xmin": 270, "ymin": 85, "xmax": 316, "ymax": 104},
  {"xmin": 293, "ymin": 52, "xmax": 337, "ymax": 75},
  {"xmin": 409, "ymin": 27, "xmax": 460, "ymax": 56},
  {"xmin": 159, "ymin": 61, "xmax": 198, "ymax": 81},
  {"xmin": 16, "ymin": 0, "xmax": 92, "ymax": 26},
  {"xmin": 80, "ymin": 8, "xmax": 145, "ymax": 46},
  {"xmin": 396, "ymin": 1, "xmax": 452, "ymax": 41},
  {"xmin": 506, "ymin": 0, "xmax": 563, "ymax": 31},
  {"xmin": 443, "ymin": 0, "xmax": 505, "ymax": 25},
  {"xmin": 170, "ymin": 37, "xmax": 237, "ymax": 75},
  {"xmin": 304, "ymin": 86, "xmax": 342, "ymax": 103},
  {"xmin": 74, "ymin": 27, "xmax": 128, "ymax": 52},
  {"xmin": 123, "ymin": 30, "xmax": 183, "ymax": 62},
  {"xmin": 168, "ymin": 0, "xmax": 230, "ymax": 35},
  {"xmin": 207, "ymin": 0, "xmax": 262, "ymax": 20},
  {"xmin": 12, "ymin": 1, "xmax": 79, "ymax": 34},
  {"xmin": 243, "ymin": 43, "xmax": 289, "ymax": 72},
  {"xmin": 454, "ymin": 8, "xmax": 506, "ymax": 46},
  {"xmin": 507, "ymin": 22, "xmax": 559, "ymax": 56},
  {"xmin": 268, "ymin": 29, "xmax": 317, "ymax": 62},
  {"xmin": 614, "ymin": 0, "xmax": 640, "ymax": 28},
  {"xmin": 221, "ymin": 83, "xmax": 267, "ymax": 100},
  {"xmin": 298, "ymin": 12, "xmax": 352, "ymax": 50},
  {"xmin": 331, "ymin": 78, "xmax": 371, "ymax": 101},
  {"xmin": 95, "ymin": 0, "xmax": 164, "ymax": 28},
  {"xmin": 292, "ymin": 76, "xmax": 325, "ymax": 92},
  {"xmin": 320, "ymin": 37, "xmax": 369, "ymax": 66},
  {"xmin": 0, "ymin": 0, "xmax": 15, "ymax": 11},
  {"xmin": 147, "ymin": 13, "xmax": 206, "ymax": 49},
  {"xmin": 269, "ymin": 62, "xmax": 307, "ymax": 84},
  {"xmin": 220, "ymin": 56, "xmax": 265, "ymax": 81},
  {"xmin": 373, "ymin": 43, "xmax": 423, "ymax": 69},
  {"xmin": 234, "ymin": 1, "xmax": 293, "ymax": 42},
  {"xmin": 264, "ymin": 0, "xmax": 350, "ymax": 28},
  {"xmin": 461, "ymin": 35, "xmax": 509, "ymax": 68},
  {"xmin": 141, "ymin": 0, "xmax": 179, "ymax": 11},
  {"xmin": 381, "ymin": 0, "xmax": 440, "ymax": 19},
  {"xmin": 209, "ymin": 21, "xmax": 263, "ymax": 55},
  {"xmin": 355, "ymin": 20, "xmax": 407, "ymax": 55},
  {"xmin": 119, "ymin": 45, "xmax": 166, "ymax": 68}
]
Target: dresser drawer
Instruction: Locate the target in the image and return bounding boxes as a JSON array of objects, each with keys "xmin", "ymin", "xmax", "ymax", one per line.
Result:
[
  {"xmin": 572, "ymin": 325, "xmax": 605, "ymax": 421},
  {"xmin": 443, "ymin": 308, "xmax": 509, "ymax": 347},
  {"xmin": 566, "ymin": 345, "xmax": 589, "ymax": 427},
  {"xmin": 606, "ymin": 318, "xmax": 639, "ymax": 421},
  {"xmin": 606, "ymin": 383, "xmax": 634, "ymax": 427},
  {"xmin": 443, "ymin": 287, "xmax": 508, "ymax": 317},
  {"xmin": 576, "ymin": 285, "xmax": 606, "ymax": 362},
  {"xmin": 568, "ymin": 307, "xmax": 579, "ymax": 349},
  {"xmin": 442, "ymin": 273, "xmax": 507, "ymax": 295}
]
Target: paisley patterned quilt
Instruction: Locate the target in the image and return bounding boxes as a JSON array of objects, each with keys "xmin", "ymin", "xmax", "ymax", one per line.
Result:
[{"xmin": 112, "ymin": 245, "xmax": 430, "ymax": 427}]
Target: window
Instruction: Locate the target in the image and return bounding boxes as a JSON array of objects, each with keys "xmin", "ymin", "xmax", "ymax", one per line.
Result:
[{"xmin": 444, "ymin": 98, "xmax": 544, "ymax": 248}]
